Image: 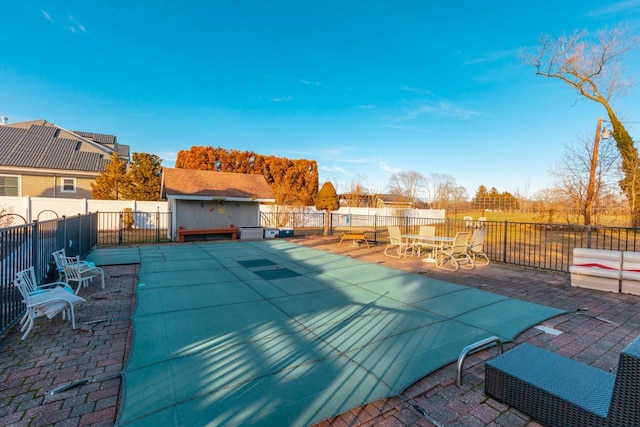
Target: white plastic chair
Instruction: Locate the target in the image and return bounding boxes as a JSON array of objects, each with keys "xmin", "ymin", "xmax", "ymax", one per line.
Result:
[
  {"xmin": 385, "ymin": 226, "xmax": 411, "ymax": 258},
  {"xmin": 463, "ymin": 216, "xmax": 474, "ymax": 228},
  {"xmin": 470, "ymin": 229, "xmax": 490, "ymax": 265},
  {"xmin": 435, "ymin": 231, "xmax": 474, "ymax": 271},
  {"xmin": 14, "ymin": 267, "xmax": 86, "ymax": 340}
]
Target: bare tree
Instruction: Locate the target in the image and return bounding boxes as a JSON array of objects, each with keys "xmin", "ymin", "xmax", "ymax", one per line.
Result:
[
  {"xmin": 424, "ymin": 173, "xmax": 457, "ymax": 209},
  {"xmin": 526, "ymin": 25, "xmax": 640, "ymax": 225},
  {"xmin": 551, "ymin": 132, "xmax": 619, "ymax": 225},
  {"xmin": 533, "ymin": 187, "xmax": 569, "ymax": 223},
  {"xmin": 0, "ymin": 207, "xmax": 14, "ymax": 227},
  {"xmin": 387, "ymin": 171, "xmax": 426, "ymax": 204},
  {"xmin": 343, "ymin": 174, "xmax": 370, "ymax": 207}
]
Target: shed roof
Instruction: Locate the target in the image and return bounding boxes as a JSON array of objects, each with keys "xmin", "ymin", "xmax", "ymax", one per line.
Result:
[{"xmin": 162, "ymin": 168, "xmax": 275, "ymax": 202}]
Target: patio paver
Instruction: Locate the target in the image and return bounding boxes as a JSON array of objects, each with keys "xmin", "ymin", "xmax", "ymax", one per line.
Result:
[{"xmin": 1, "ymin": 236, "xmax": 639, "ymax": 426}]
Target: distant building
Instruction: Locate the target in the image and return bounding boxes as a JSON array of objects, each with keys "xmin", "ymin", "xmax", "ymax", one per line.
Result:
[
  {"xmin": 339, "ymin": 193, "xmax": 413, "ymax": 209},
  {"xmin": 0, "ymin": 119, "xmax": 130, "ymax": 199},
  {"xmin": 161, "ymin": 168, "xmax": 276, "ymax": 240}
]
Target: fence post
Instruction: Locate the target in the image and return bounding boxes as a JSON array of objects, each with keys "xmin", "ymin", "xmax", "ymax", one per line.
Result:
[
  {"xmin": 156, "ymin": 208, "xmax": 160, "ymax": 243},
  {"xmin": 503, "ymin": 220, "xmax": 508, "ymax": 263},
  {"xmin": 587, "ymin": 224, "xmax": 592, "ymax": 248},
  {"xmin": 31, "ymin": 220, "xmax": 39, "ymax": 281},
  {"xmin": 78, "ymin": 214, "xmax": 83, "ymax": 257},
  {"xmin": 63, "ymin": 216, "xmax": 68, "ymax": 253},
  {"xmin": 118, "ymin": 211, "xmax": 123, "ymax": 245},
  {"xmin": 374, "ymin": 215, "xmax": 378, "ymax": 242}
]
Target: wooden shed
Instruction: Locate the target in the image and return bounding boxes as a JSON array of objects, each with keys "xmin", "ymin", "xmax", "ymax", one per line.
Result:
[{"xmin": 161, "ymin": 168, "xmax": 275, "ymax": 241}]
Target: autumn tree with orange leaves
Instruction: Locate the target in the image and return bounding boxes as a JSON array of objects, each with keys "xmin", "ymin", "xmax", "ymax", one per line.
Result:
[{"xmin": 175, "ymin": 146, "xmax": 319, "ymax": 206}]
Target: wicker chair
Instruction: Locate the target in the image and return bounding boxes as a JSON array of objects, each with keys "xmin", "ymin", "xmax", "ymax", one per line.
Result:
[{"xmin": 485, "ymin": 335, "xmax": 640, "ymax": 427}]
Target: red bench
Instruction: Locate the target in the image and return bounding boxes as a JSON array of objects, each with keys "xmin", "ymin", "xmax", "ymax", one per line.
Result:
[{"xmin": 178, "ymin": 226, "xmax": 238, "ymax": 243}]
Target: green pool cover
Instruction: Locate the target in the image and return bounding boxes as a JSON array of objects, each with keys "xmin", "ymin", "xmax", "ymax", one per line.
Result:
[{"xmin": 89, "ymin": 240, "xmax": 565, "ymax": 427}]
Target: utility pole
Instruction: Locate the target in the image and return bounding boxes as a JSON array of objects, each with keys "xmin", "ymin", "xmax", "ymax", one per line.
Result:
[{"xmin": 585, "ymin": 117, "xmax": 603, "ymax": 226}]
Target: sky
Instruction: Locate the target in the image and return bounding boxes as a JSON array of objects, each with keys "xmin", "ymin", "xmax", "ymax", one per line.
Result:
[{"xmin": 2, "ymin": 1, "xmax": 640, "ymax": 199}]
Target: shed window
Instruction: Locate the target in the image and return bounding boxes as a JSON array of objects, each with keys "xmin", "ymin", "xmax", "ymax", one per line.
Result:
[
  {"xmin": 61, "ymin": 177, "xmax": 76, "ymax": 193},
  {"xmin": 0, "ymin": 175, "xmax": 19, "ymax": 196}
]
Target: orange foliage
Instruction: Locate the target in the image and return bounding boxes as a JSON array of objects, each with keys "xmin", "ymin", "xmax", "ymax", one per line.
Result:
[{"xmin": 175, "ymin": 146, "xmax": 319, "ymax": 205}]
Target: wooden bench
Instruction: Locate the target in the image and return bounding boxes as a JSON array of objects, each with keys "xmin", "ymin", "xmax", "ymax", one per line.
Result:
[
  {"xmin": 177, "ymin": 226, "xmax": 238, "ymax": 243},
  {"xmin": 485, "ymin": 335, "xmax": 640, "ymax": 427}
]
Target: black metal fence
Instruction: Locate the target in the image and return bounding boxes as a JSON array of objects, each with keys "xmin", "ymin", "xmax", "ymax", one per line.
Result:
[
  {"xmin": 0, "ymin": 213, "xmax": 98, "ymax": 336},
  {"xmin": 4, "ymin": 210, "xmax": 640, "ymax": 338},
  {"xmin": 97, "ymin": 211, "xmax": 172, "ymax": 246},
  {"xmin": 262, "ymin": 211, "xmax": 640, "ymax": 272}
]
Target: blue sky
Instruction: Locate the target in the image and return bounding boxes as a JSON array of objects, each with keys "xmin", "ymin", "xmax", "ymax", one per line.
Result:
[{"xmin": 2, "ymin": 1, "xmax": 639, "ymax": 199}]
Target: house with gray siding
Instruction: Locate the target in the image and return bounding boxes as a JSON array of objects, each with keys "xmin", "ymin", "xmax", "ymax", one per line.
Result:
[{"xmin": 0, "ymin": 119, "xmax": 130, "ymax": 199}]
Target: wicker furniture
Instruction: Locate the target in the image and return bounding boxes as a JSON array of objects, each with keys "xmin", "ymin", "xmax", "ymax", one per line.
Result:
[{"xmin": 485, "ymin": 336, "xmax": 640, "ymax": 427}]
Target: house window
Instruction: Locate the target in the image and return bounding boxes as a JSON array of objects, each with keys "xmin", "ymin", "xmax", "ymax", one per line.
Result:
[
  {"xmin": 0, "ymin": 175, "xmax": 19, "ymax": 196},
  {"xmin": 61, "ymin": 177, "xmax": 76, "ymax": 193}
]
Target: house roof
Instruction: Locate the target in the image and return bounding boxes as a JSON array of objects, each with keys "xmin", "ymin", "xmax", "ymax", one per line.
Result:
[
  {"xmin": 0, "ymin": 120, "xmax": 129, "ymax": 173},
  {"xmin": 375, "ymin": 193, "xmax": 412, "ymax": 204},
  {"xmin": 162, "ymin": 168, "xmax": 276, "ymax": 202}
]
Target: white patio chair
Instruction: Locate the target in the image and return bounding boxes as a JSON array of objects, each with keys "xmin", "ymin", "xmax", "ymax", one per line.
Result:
[
  {"xmin": 52, "ymin": 249, "xmax": 93, "ymax": 282},
  {"xmin": 463, "ymin": 216, "xmax": 474, "ymax": 228},
  {"xmin": 61, "ymin": 257, "xmax": 105, "ymax": 295},
  {"xmin": 14, "ymin": 267, "xmax": 86, "ymax": 340},
  {"xmin": 53, "ymin": 249, "xmax": 105, "ymax": 294},
  {"xmin": 385, "ymin": 226, "xmax": 411, "ymax": 258},
  {"xmin": 414, "ymin": 225, "xmax": 437, "ymax": 257},
  {"xmin": 435, "ymin": 231, "xmax": 474, "ymax": 271},
  {"xmin": 470, "ymin": 229, "xmax": 490, "ymax": 265}
]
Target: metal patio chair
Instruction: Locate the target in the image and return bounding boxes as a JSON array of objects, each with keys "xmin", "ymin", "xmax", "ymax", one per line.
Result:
[
  {"xmin": 435, "ymin": 231, "xmax": 474, "ymax": 271},
  {"xmin": 469, "ymin": 228, "xmax": 490, "ymax": 265},
  {"xmin": 53, "ymin": 249, "xmax": 105, "ymax": 294},
  {"xmin": 413, "ymin": 225, "xmax": 437, "ymax": 257},
  {"xmin": 384, "ymin": 226, "xmax": 411, "ymax": 258}
]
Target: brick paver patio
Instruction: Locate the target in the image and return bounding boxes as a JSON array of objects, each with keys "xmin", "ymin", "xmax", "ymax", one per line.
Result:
[{"xmin": 1, "ymin": 236, "xmax": 639, "ymax": 426}]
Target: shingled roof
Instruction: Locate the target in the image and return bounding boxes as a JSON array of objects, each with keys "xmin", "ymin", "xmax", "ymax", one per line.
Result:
[
  {"xmin": 0, "ymin": 120, "xmax": 129, "ymax": 172},
  {"xmin": 162, "ymin": 168, "xmax": 275, "ymax": 202}
]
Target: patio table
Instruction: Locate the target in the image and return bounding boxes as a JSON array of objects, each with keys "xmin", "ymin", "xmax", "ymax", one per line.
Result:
[{"xmin": 403, "ymin": 234, "xmax": 455, "ymax": 262}]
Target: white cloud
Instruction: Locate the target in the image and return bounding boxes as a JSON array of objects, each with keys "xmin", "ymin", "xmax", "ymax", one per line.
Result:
[
  {"xmin": 393, "ymin": 96, "xmax": 482, "ymax": 123},
  {"xmin": 588, "ymin": 0, "xmax": 640, "ymax": 16},
  {"xmin": 463, "ymin": 48, "xmax": 518, "ymax": 66},
  {"xmin": 378, "ymin": 161, "xmax": 401, "ymax": 174},
  {"xmin": 320, "ymin": 164, "xmax": 350, "ymax": 175},
  {"xmin": 40, "ymin": 9, "xmax": 53, "ymax": 23},
  {"xmin": 270, "ymin": 96, "xmax": 293, "ymax": 102},
  {"xmin": 160, "ymin": 151, "xmax": 178, "ymax": 166},
  {"xmin": 68, "ymin": 15, "xmax": 87, "ymax": 34}
]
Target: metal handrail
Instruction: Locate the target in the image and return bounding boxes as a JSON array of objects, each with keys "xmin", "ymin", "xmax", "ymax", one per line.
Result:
[{"xmin": 457, "ymin": 336, "xmax": 503, "ymax": 386}]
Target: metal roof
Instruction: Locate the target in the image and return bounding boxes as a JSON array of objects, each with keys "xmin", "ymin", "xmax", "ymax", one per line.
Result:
[{"xmin": 0, "ymin": 124, "xmax": 109, "ymax": 172}]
